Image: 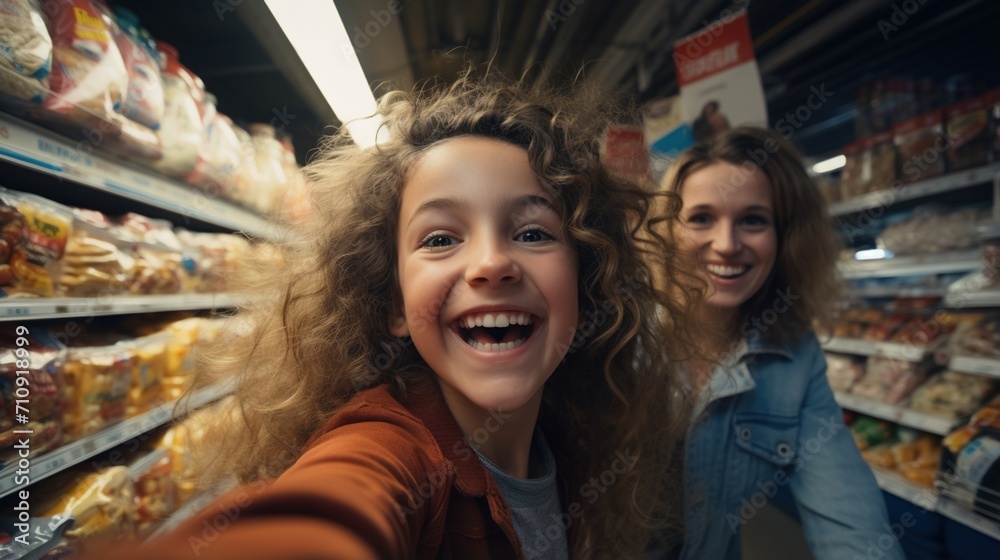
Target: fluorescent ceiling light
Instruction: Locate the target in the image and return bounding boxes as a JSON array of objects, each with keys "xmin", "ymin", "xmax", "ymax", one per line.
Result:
[
  {"xmin": 811, "ymin": 155, "xmax": 846, "ymax": 174},
  {"xmin": 854, "ymin": 248, "xmax": 893, "ymax": 261},
  {"xmin": 263, "ymin": 0, "xmax": 383, "ymax": 148}
]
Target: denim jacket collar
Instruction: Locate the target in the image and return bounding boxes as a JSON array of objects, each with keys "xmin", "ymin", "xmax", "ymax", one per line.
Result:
[{"xmin": 745, "ymin": 334, "xmax": 795, "ymax": 361}]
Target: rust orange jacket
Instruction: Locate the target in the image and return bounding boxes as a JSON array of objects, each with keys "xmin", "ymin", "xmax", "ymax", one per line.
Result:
[{"xmin": 88, "ymin": 376, "xmax": 531, "ymax": 559}]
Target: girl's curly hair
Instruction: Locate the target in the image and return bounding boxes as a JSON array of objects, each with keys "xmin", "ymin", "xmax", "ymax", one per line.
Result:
[{"xmin": 190, "ymin": 69, "xmax": 704, "ymax": 558}]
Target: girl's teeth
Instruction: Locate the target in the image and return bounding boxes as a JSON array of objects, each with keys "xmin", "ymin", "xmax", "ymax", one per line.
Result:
[
  {"xmin": 483, "ymin": 314, "xmax": 496, "ymax": 327},
  {"xmin": 465, "ymin": 337, "xmax": 527, "ymax": 352},
  {"xmin": 459, "ymin": 312, "xmax": 533, "ymax": 328},
  {"xmin": 707, "ymin": 265, "xmax": 747, "ymax": 277}
]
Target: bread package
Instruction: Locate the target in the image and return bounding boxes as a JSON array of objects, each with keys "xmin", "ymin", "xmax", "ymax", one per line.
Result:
[{"xmin": 0, "ymin": 0, "xmax": 52, "ymax": 103}]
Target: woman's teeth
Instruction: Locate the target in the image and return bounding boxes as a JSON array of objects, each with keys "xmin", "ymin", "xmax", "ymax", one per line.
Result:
[{"xmin": 706, "ymin": 264, "xmax": 749, "ymax": 278}]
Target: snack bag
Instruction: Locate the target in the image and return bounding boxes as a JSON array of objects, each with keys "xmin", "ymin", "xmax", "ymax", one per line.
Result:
[
  {"xmin": 40, "ymin": 0, "xmax": 128, "ymax": 130},
  {"xmin": 4, "ymin": 190, "xmax": 72, "ymax": 297},
  {"xmin": 0, "ymin": 0, "xmax": 52, "ymax": 103}
]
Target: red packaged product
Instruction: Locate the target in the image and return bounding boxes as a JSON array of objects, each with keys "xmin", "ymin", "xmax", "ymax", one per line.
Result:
[
  {"xmin": 894, "ymin": 111, "xmax": 946, "ymax": 183},
  {"xmin": 39, "ymin": 0, "xmax": 128, "ymax": 131}
]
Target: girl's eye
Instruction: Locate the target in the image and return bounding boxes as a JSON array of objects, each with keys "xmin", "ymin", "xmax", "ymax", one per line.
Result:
[
  {"xmin": 419, "ymin": 234, "xmax": 458, "ymax": 249},
  {"xmin": 515, "ymin": 227, "xmax": 555, "ymax": 243},
  {"xmin": 686, "ymin": 214, "xmax": 711, "ymax": 226}
]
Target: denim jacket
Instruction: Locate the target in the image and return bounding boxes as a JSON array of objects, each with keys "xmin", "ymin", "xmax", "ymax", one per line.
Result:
[{"xmin": 678, "ymin": 332, "xmax": 905, "ymax": 560}]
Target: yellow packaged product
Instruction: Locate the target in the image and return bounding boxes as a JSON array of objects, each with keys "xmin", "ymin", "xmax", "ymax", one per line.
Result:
[
  {"xmin": 38, "ymin": 466, "xmax": 135, "ymax": 544},
  {"xmin": 128, "ymin": 332, "xmax": 168, "ymax": 416},
  {"xmin": 58, "ymin": 217, "xmax": 134, "ymax": 297},
  {"xmin": 64, "ymin": 341, "xmax": 134, "ymax": 439},
  {"xmin": 3, "ymin": 190, "xmax": 72, "ymax": 297},
  {"xmin": 161, "ymin": 318, "xmax": 202, "ymax": 400}
]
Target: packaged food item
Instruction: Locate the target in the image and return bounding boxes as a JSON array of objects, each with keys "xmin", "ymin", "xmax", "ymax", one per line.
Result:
[
  {"xmin": 839, "ymin": 139, "xmax": 867, "ymax": 199},
  {"xmin": 58, "ymin": 215, "xmax": 134, "ymax": 297},
  {"xmin": 176, "ymin": 231, "xmax": 250, "ymax": 293},
  {"xmin": 908, "ymin": 370, "xmax": 995, "ymax": 419},
  {"xmin": 185, "ymin": 97, "xmax": 243, "ymax": 196},
  {"xmin": 851, "ymin": 415, "xmax": 895, "ymax": 450},
  {"xmin": 0, "ymin": 0, "xmax": 52, "ymax": 103},
  {"xmin": 128, "ymin": 242, "xmax": 182, "ymax": 295},
  {"xmin": 862, "ymin": 311, "xmax": 908, "ymax": 342},
  {"xmin": 127, "ymin": 332, "xmax": 167, "ymax": 416},
  {"xmin": 894, "ymin": 111, "xmax": 946, "ymax": 183},
  {"xmin": 945, "ymin": 93, "xmax": 995, "ymax": 172},
  {"xmin": 877, "ymin": 205, "xmax": 988, "ymax": 256},
  {"xmin": 851, "ymin": 357, "xmax": 928, "ymax": 405},
  {"xmin": 0, "ymin": 326, "xmax": 65, "ymax": 467},
  {"xmin": 249, "ymin": 123, "xmax": 288, "ymax": 215},
  {"xmin": 940, "ymin": 403, "xmax": 1000, "ymax": 519},
  {"xmin": 153, "ymin": 41, "xmax": 204, "ymax": 179},
  {"xmin": 866, "ymin": 132, "xmax": 897, "ymax": 193},
  {"xmin": 102, "ymin": 5, "xmax": 162, "ymax": 130},
  {"xmin": 161, "ymin": 318, "xmax": 202, "ymax": 400},
  {"xmin": 130, "ymin": 450, "xmax": 177, "ymax": 536},
  {"xmin": 952, "ymin": 315, "xmax": 1000, "ymax": 358},
  {"xmin": 825, "ymin": 352, "xmax": 865, "ymax": 392},
  {"xmin": 38, "ymin": 466, "xmax": 135, "ymax": 544},
  {"xmin": 4, "ymin": 191, "xmax": 72, "ymax": 297},
  {"xmin": 0, "ymin": 191, "xmax": 25, "ymax": 293},
  {"xmin": 39, "ymin": 0, "xmax": 128, "ymax": 131},
  {"xmin": 63, "ymin": 340, "xmax": 133, "ymax": 439}
]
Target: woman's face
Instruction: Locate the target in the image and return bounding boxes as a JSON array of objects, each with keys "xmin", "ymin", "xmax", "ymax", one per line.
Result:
[{"xmin": 677, "ymin": 162, "xmax": 778, "ymax": 312}]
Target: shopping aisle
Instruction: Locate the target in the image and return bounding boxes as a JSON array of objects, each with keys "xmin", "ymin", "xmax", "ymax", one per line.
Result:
[{"xmin": 742, "ymin": 503, "xmax": 815, "ymax": 560}]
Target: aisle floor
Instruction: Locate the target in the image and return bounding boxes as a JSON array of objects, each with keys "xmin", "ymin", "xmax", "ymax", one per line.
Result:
[{"xmin": 742, "ymin": 502, "xmax": 815, "ymax": 560}]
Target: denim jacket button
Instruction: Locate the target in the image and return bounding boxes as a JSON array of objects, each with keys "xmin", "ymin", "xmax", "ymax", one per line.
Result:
[
  {"xmin": 777, "ymin": 443, "xmax": 791, "ymax": 456},
  {"xmin": 739, "ymin": 428, "xmax": 751, "ymax": 440}
]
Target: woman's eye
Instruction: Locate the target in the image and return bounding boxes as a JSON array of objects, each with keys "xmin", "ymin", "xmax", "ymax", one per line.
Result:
[
  {"xmin": 515, "ymin": 228, "xmax": 554, "ymax": 243},
  {"xmin": 742, "ymin": 215, "xmax": 770, "ymax": 227},
  {"xmin": 686, "ymin": 214, "xmax": 710, "ymax": 225},
  {"xmin": 419, "ymin": 234, "xmax": 457, "ymax": 249}
]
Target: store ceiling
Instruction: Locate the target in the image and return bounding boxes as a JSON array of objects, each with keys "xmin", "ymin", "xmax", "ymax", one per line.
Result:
[{"xmin": 115, "ymin": 0, "xmax": 997, "ymax": 163}]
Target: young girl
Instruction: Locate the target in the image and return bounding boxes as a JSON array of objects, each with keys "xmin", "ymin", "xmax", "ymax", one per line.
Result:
[
  {"xmin": 661, "ymin": 127, "xmax": 904, "ymax": 560},
  {"xmin": 86, "ymin": 74, "xmax": 703, "ymax": 559}
]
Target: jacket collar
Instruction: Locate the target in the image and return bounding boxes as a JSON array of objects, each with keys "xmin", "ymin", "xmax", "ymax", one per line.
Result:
[
  {"xmin": 744, "ymin": 333, "xmax": 795, "ymax": 360},
  {"xmin": 403, "ymin": 373, "xmax": 492, "ymax": 497}
]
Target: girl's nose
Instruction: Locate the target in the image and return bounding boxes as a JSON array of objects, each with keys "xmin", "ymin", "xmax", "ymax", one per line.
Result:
[{"xmin": 465, "ymin": 238, "xmax": 521, "ymax": 286}]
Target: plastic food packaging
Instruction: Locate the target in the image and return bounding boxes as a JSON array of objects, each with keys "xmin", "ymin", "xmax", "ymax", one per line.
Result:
[
  {"xmin": 63, "ymin": 340, "xmax": 133, "ymax": 439},
  {"xmin": 185, "ymin": 95, "xmax": 242, "ymax": 195},
  {"xmin": 851, "ymin": 357, "xmax": 928, "ymax": 405},
  {"xmin": 0, "ymin": 0, "xmax": 52, "ymax": 104},
  {"xmin": 952, "ymin": 315, "xmax": 1000, "ymax": 358},
  {"xmin": 0, "ymin": 191, "xmax": 25, "ymax": 293},
  {"xmin": 946, "ymin": 92, "xmax": 996, "ymax": 172},
  {"xmin": 894, "ymin": 111, "xmax": 946, "ymax": 183},
  {"xmin": 4, "ymin": 190, "xmax": 72, "ymax": 297},
  {"xmin": 940, "ymin": 397, "xmax": 1000, "ymax": 519},
  {"xmin": 0, "ymin": 326, "xmax": 66, "ymax": 467},
  {"xmin": 127, "ymin": 332, "xmax": 168, "ymax": 416},
  {"xmin": 38, "ymin": 466, "xmax": 135, "ymax": 544},
  {"xmin": 153, "ymin": 41, "xmax": 203, "ymax": 179},
  {"xmin": 39, "ymin": 0, "xmax": 128, "ymax": 131},
  {"xmin": 103, "ymin": 5, "xmax": 162, "ymax": 130},
  {"xmin": 176, "ymin": 230, "xmax": 249, "ymax": 293},
  {"xmin": 249, "ymin": 123, "xmax": 288, "ymax": 215},
  {"xmin": 877, "ymin": 205, "xmax": 988, "ymax": 256},
  {"xmin": 130, "ymin": 450, "xmax": 177, "ymax": 536},
  {"xmin": 825, "ymin": 352, "xmax": 865, "ymax": 393},
  {"xmin": 839, "ymin": 139, "xmax": 867, "ymax": 199},
  {"xmin": 908, "ymin": 370, "xmax": 995, "ymax": 419},
  {"xmin": 59, "ymin": 213, "xmax": 134, "ymax": 297},
  {"xmin": 851, "ymin": 415, "xmax": 895, "ymax": 450}
]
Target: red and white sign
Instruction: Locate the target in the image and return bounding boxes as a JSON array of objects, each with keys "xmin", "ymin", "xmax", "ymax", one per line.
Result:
[{"xmin": 673, "ymin": 10, "xmax": 767, "ymax": 145}]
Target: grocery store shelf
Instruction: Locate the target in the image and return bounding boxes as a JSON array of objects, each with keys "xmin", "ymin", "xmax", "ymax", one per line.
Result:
[
  {"xmin": 822, "ymin": 337, "xmax": 930, "ymax": 362},
  {"xmin": 0, "ymin": 293, "xmax": 244, "ymax": 321},
  {"xmin": 0, "ymin": 111, "xmax": 287, "ymax": 242},
  {"xmin": 835, "ymin": 392, "xmax": 960, "ymax": 435},
  {"xmin": 948, "ymin": 355, "xmax": 1000, "ymax": 379},
  {"xmin": 0, "ymin": 383, "xmax": 232, "ymax": 500},
  {"xmin": 829, "ymin": 163, "xmax": 1000, "ymax": 216},
  {"xmin": 146, "ymin": 483, "xmax": 235, "ymax": 543},
  {"xmin": 872, "ymin": 468, "xmax": 1000, "ymax": 541},
  {"xmin": 839, "ymin": 250, "xmax": 982, "ymax": 280},
  {"xmin": 851, "ymin": 286, "xmax": 949, "ymax": 299},
  {"xmin": 945, "ymin": 288, "xmax": 1000, "ymax": 308},
  {"xmin": 128, "ymin": 447, "xmax": 170, "ymax": 478},
  {"xmin": 871, "ymin": 467, "xmax": 939, "ymax": 510}
]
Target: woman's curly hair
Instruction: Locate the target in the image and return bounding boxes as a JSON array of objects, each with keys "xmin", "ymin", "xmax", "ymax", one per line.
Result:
[{"xmin": 189, "ymin": 69, "xmax": 704, "ymax": 558}]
